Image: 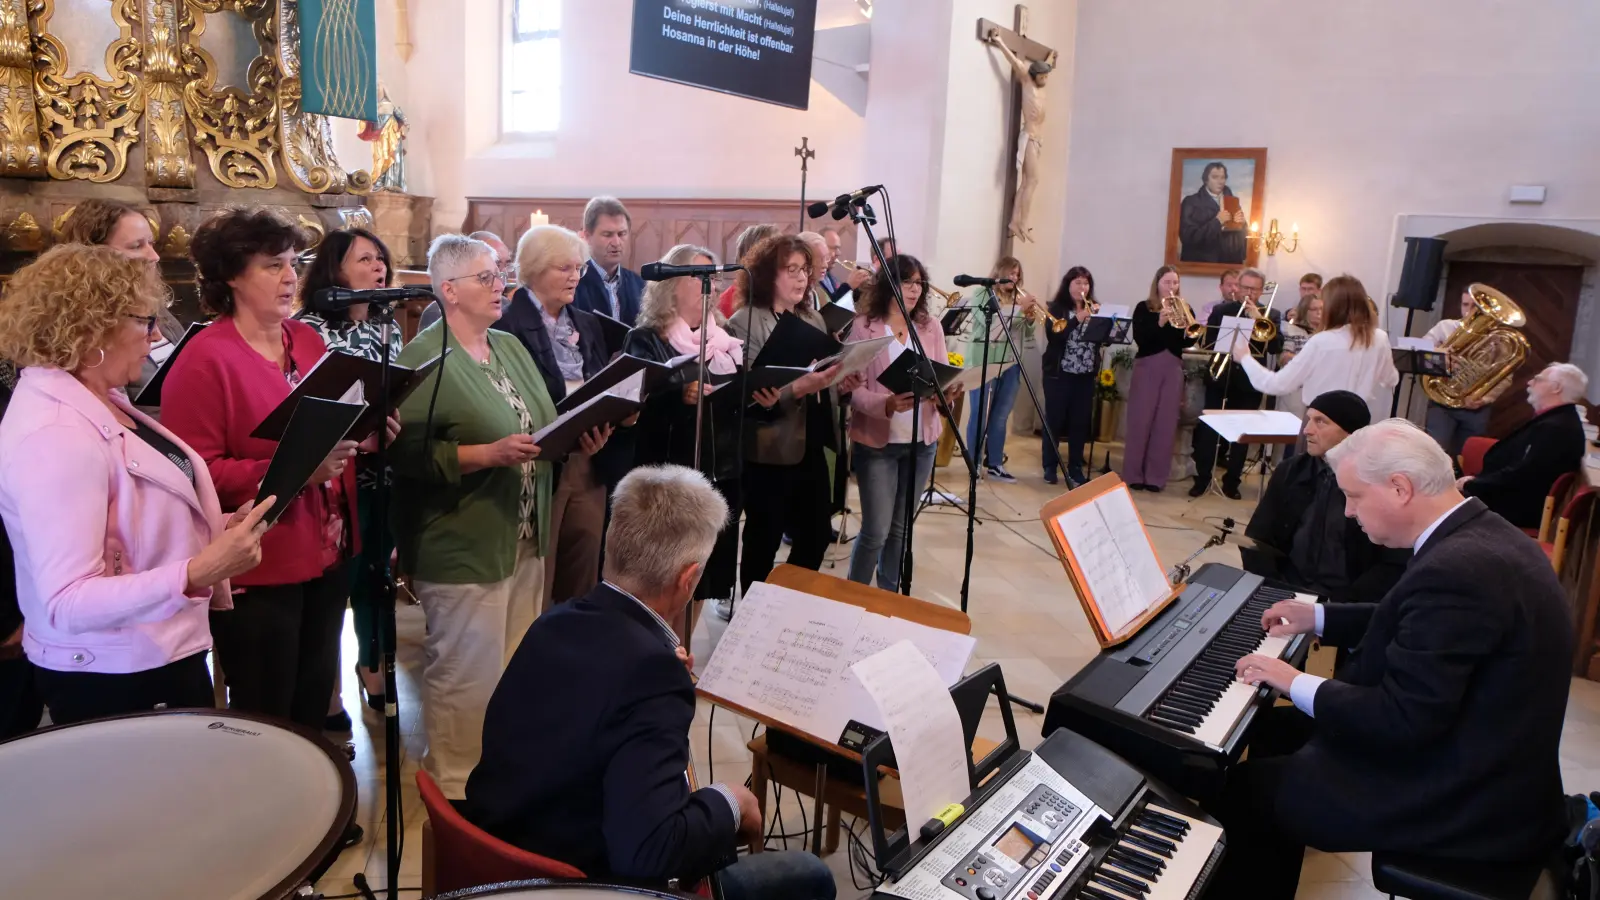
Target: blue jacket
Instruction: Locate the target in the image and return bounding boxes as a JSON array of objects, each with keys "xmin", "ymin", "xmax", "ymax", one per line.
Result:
[
  {"xmin": 462, "ymin": 582, "xmax": 738, "ymax": 881},
  {"xmin": 573, "ymin": 260, "xmax": 645, "ymax": 326}
]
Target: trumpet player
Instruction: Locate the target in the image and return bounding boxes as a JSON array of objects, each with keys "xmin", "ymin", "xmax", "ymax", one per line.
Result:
[
  {"xmin": 1123, "ymin": 266, "xmax": 1198, "ymax": 492},
  {"xmin": 962, "ymin": 256, "xmax": 1037, "ymax": 482},
  {"xmin": 1190, "ymin": 268, "xmax": 1284, "ymax": 499},
  {"xmin": 1042, "ymin": 267, "xmax": 1100, "ymax": 486}
]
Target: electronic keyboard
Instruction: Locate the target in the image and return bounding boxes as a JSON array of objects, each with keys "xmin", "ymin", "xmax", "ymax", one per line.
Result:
[{"xmin": 1043, "ymin": 564, "xmax": 1310, "ymax": 800}]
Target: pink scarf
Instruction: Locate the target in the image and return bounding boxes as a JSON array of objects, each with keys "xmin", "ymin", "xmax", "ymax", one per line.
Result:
[{"xmin": 665, "ymin": 316, "xmax": 743, "ymax": 376}]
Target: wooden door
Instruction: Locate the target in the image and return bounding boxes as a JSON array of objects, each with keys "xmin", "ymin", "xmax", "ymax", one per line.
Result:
[{"xmin": 1439, "ymin": 261, "xmax": 1583, "ymax": 436}]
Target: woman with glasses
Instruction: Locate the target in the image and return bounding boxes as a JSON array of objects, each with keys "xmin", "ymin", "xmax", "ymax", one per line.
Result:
[
  {"xmin": 0, "ymin": 244, "xmax": 271, "ymax": 724},
  {"xmin": 843, "ymin": 254, "xmax": 957, "ymax": 591},
  {"xmin": 294, "ymin": 228, "xmax": 403, "ymax": 728},
  {"xmin": 727, "ymin": 235, "xmax": 843, "ymax": 590},
  {"xmin": 491, "ymin": 225, "xmax": 617, "ymax": 609},
  {"xmin": 162, "ymin": 209, "xmax": 374, "ymax": 737},
  {"xmin": 390, "ymin": 234, "xmax": 576, "ymax": 799}
]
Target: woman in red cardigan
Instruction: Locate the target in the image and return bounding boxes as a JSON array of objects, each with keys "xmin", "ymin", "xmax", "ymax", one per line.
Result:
[{"xmin": 162, "ymin": 208, "xmax": 382, "ymax": 738}]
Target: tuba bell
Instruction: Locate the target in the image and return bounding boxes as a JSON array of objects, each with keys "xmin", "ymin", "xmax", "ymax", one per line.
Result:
[{"xmin": 1420, "ymin": 283, "xmax": 1529, "ymax": 409}]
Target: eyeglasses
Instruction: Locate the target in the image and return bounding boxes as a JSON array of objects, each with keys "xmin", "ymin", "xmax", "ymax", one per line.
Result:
[
  {"xmin": 126, "ymin": 314, "xmax": 158, "ymax": 337},
  {"xmin": 782, "ymin": 264, "xmax": 813, "ymax": 279},
  {"xmin": 447, "ymin": 269, "xmax": 507, "ymax": 289}
]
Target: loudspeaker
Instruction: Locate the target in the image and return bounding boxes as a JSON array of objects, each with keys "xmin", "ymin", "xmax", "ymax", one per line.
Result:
[{"xmin": 1392, "ymin": 236, "xmax": 1449, "ymax": 311}]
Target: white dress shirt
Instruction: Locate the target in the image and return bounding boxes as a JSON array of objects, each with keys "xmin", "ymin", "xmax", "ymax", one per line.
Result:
[
  {"xmin": 1237, "ymin": 325, "xmax": 1399, "ymax": 421},
  {"xmin": 1286, "ymin": 497, "xmax": 1471, "ymax": 716}
]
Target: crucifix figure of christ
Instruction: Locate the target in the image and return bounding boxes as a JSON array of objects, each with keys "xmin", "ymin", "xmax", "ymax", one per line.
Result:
[{"xmin": 981, "ymin": 10, "xmax": 1057, "ymax": 245}]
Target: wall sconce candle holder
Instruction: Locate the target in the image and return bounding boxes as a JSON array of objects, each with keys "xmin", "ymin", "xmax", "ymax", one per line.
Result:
[{"xmin": 1248, "ymin": 218, "xmax": 1299, "ymax": 256}]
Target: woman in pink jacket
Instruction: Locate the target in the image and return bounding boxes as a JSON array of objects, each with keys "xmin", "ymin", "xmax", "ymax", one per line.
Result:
[
  {"xmin": 844, "ymin": 253, "xmax": 961, "ymax": 592},
  {"xmin": 0, "ymin": 245, "xmax": 271, "ymax": 726}
]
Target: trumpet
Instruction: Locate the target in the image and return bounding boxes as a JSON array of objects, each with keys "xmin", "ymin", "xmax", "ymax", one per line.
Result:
[
  {"xmin": 1025, "ymin": 293, "xmax": 1090, "ymax": 334},
  {"xmin": 1161, "ymin": 293, "xmax": 1206, "ymax": 340}
]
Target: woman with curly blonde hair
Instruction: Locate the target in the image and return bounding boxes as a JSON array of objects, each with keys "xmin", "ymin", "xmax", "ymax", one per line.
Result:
[{"xmin": 0, "ymin": 244, "xmax": 272, "ymax": 724}]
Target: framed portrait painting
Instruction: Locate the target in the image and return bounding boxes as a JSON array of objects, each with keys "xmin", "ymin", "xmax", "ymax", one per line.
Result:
[{"xmin": 1164, "ymin": 148, "xmax": 1268, "ymax": 275}]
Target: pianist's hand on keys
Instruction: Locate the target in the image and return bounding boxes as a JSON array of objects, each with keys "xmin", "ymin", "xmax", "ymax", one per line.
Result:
[{"xmin": 1259, "ymin": 596, "xmax": 1318, "ymax": 637}]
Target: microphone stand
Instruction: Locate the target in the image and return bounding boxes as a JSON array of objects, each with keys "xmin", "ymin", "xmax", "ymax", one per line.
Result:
[
  {"xmin": 846, "ymin": 203, "xmax": 1042, "ymax": 715},
  {"xmin": 687, "ymin": 273, "xmax": 713, "ymax": 637}
]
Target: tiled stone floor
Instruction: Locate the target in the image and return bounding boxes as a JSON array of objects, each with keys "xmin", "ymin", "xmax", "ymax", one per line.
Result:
[{"xmin": 317, "ymin": 437, "xmax": 1599, "ymax": 900}]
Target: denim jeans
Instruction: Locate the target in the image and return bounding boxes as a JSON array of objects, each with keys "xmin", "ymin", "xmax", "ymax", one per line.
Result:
[
  {"xmin": 966, "ymin": 363, "xmax": 1022, "ymax": 468},
  {"xmin": 719, "ymin": 848, "xmax": 838, "ymax": 900},
  {"xmin": 849, "ymin": 441, "xmax": 937, "ymax": 592}
]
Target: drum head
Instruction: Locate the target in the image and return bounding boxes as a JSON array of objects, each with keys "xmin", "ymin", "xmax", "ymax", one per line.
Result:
[
  {"xmin": 439, "ymin": 881, "xmax": 691, "ymax": 899},
  {"xmin": 0, "ymin": 710, "xmax": 354, "ymax": 900}
]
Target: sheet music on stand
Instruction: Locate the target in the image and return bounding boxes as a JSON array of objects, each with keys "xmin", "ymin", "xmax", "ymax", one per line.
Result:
[
  {"xmin": 1039, "ymin": 473, "xmax": 1178, "ymax": 647},
  {"xmin": 695, "ymin": 582, "xmax": 976, "ymax": 742},
  {"xmin": 1197, "ymin": 409, "xmax": 1304, "ymax": 444}
]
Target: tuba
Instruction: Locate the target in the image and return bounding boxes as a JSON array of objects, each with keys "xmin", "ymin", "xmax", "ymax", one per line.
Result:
[
  {"xmin": 1420, "ymin": 283, "xmax": 1529, "ymax": 409},
  {"xmin": 1162, "ymin": 293, "xmax": 1206, "ymax": 340}
]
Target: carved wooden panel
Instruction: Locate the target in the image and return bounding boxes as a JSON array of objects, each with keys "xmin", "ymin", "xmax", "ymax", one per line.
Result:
[{"xmin": 464, "ymin": 197, "xmax": 861, "ymax": 270}]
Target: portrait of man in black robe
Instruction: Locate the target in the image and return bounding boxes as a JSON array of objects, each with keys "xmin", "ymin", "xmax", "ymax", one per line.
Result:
[{"xmin": 1178, "ymin": 161, "xmax": 1249, "ymax": 264}]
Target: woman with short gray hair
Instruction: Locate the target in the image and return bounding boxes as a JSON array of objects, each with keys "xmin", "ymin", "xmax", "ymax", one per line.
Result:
[{"xmin": 390, "ymin": 233, "xmax": 558, "ymax": 800}]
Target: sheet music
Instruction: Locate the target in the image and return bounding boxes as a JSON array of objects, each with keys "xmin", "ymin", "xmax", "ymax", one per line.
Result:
[
  {"xmin": 1394, "ymin": 336, "xmax": 1435, "ymax": 351},
  {"xmin": 1096, "ymin": 304, "xmax": 1132, "ymax": 319},
  {"xmin": 1198, "ymin": 410, "xmax": 1304, "ymax": 444},
  {"xmin": 697, "ymin": 583, "xmax": 976, "ymax": 740},
  {"xmin": 814, "ymin": 611, "xmax": 977, "ymax": 740},
  {"xmin": 1054, "ymin": 487, "xmax": 1168, "ymax": 636},
  {"xmin": 876, "ymin": 754, "xmax": 1105, "ymax": 900},
  {"xmin": 851, "ymin": 641, "xmax": 971, "ymax": 832},
  {"xmin": 1217, "ymin": 315, "xmax": 1253, "ymax": 354},
  {"xmin": 605, "ymin": 369, "xmax": 645, "ymax": 402}
]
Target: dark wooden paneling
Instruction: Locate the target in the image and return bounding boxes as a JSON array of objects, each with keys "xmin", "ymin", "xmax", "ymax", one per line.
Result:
[
  {"xmin": 464, "ymin": 198, "xmax": 861, "ymax": 270},
  {"xmin": 1441, "ymin": 261, "xmax": 1583, "ymax": 436}
]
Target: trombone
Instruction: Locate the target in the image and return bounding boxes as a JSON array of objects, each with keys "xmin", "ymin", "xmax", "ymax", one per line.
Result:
[
  {"xmin": 1207, "ymin": 281, "xmax": 1280, "ymax": 378},
  {"xmin": 1027, "ymin": 292, "xmax": 1096, "ymax": 334}
]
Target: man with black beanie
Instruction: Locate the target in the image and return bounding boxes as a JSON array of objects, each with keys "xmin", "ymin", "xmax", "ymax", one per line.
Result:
[{"xmin": 1242, "ymin": 390, "xmax": 1411, "ymax": 606}]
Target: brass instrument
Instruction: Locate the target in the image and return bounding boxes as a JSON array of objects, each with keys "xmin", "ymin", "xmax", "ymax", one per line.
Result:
[
  {"xmin": 927, "ymin": 283, "xmax": 963, "ymax": 306},
  {"xmin": 1162, "ymin": 293, "xmax": 1206, "ymax": 340},
  {"xmin": 1208, "ymin": 282, "xmax": 1281, "ymax": 379},
  {"xmin": 1024, "ymin": 291, "xmax": 1074, "ymax": 334},
  {"xmin": 1420, "ymin": 283, "xmax": 1529, "ymax": 409}
]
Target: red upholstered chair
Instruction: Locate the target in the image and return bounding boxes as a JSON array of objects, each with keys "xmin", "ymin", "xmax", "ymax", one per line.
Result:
[
  {"xmin": 1459, "ymin": 436, "xmax": 1496, "ymax": 477},
  {"xmin": 416, "ymin": 769, "xmax": 585, "ymax": 897}
]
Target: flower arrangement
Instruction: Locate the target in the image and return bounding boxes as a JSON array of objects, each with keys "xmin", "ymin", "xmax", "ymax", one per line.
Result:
[
  {"xmin": 948, "ymin": 352, "xmax": 965, "ymax": 367},
  {"xmin": 1096, "ymin": 368, "xmax": 1120, "ymax": 402}
]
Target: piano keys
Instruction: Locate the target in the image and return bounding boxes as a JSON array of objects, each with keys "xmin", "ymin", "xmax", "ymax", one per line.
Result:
[
  {"xmin": 871, "ymin": 728, "xmax": 1225, "ymax": 900},
  {"xmin": 1043, "ymin": 564, "xmax": 1310, "ymax": 800}
]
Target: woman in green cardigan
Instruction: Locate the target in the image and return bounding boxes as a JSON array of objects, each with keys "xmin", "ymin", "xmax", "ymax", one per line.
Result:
[{"xmin": 390, "ymin": 234, "xmax": 606, "ymax": 800}]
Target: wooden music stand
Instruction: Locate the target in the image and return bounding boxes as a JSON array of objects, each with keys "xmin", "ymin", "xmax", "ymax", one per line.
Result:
[
  {"xmin": 1039, "ymin": 472, "xmax": 1183, "ymax": 648},
  {"xmin": 696, "ymin": 564, "xmax": 975, "ymax": 856}
]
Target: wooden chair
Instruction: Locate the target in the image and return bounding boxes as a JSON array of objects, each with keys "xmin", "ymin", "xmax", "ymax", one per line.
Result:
[
  {"xmin": 1545, "ymin": 487, "xmax": 1597, "ymax": 575},
  {"xmin": 1459, "ymin": 436, "xmax": 1497, "ymax": 478},
  {"xmin": 1537, "ymin": 472, "xmax": 1578, "ymax": 543},
  {"xmin": 741, "ymin": 564, "xmax": 976, "ymax": 857}
]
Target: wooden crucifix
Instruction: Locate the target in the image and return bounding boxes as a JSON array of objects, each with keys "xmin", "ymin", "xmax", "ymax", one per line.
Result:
[{"xmin": 980, "ymin": 7, "xmax": 1057, "ymax": 250}]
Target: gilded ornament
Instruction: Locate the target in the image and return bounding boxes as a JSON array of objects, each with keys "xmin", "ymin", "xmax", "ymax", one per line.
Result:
[
  {"xmin": 31, "ymin": 0, "xmax": 145, "ymax": 183},
  {"xmin": 296, "ymin": 213, "xmax": 325, "ymax": 240},
  {"xmin": 141, "ymin": 0, "xmax": 200, "ymax": 188},
  {"xmin": 50, "ymin": 204, "xmax": 74, "ymax": 240},
  {"xmin": 159, "ymin": 223, "xmax": 191, "ymax": 257},
  {"xmin": 6, "ymin": 211, "xmax": 43, "ymax": 251},
  {"xmin": 184, "ymin": 0, "xmax": 280, "ymax": 189},
  {"xmin": 0, "ymin": 0, "xmax": 44, "ymax": 177},
  {"xmin": 338, "ymin": 206, "xmax": 374, "ymax": 230}
]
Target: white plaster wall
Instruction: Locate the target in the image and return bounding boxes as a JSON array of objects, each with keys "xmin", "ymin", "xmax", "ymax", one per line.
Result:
[{"xmin": 1057, "ymin": 0, "xmax": 1600, "ymax": 310}]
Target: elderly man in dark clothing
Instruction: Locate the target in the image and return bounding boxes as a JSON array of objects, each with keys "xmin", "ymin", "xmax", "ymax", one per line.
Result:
[
  {"xmin": 1459, "ymin": 362, "xmax": 1589, "ymax": 530},
  {"xmin": 1242, "ymin": 390, "xmax": 1410, "ymax": 605}
]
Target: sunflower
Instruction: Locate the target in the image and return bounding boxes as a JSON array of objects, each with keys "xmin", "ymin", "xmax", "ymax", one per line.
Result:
[
  {"xmin": 1097, "ymin": 369, "xmax": 1116, "ymax": 387},
  {"xmin": 948, "ymin": 352, "xmax": 965, "ymax": 367}
]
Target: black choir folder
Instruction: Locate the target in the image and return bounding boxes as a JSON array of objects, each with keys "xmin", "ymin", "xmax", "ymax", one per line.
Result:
[
  {"xmin": 875, "ymin": 353, "xmax": 1002, "ymax": 399},
  {"xmin": 557, "ymin": 352, "xmax": 701, "ymax": 414},
  {"xmin": 818, "ymin": 302, "xmax": 855, "ymax": 336},
  {"xmin": 250, "ymin": 349, "xmax": 449, "ymax": 444},
  {"xmin": 254, "ymin": 397, "xmax": 365, "ymax": 525},
  {"xmin": 589, "ymin": 312, "xmax": 632, "ymax": 359},
  {"xmin": 133, "ymin": 321, "xmax": 207, "ymax": 407},
  {"xmin": 532, "ymin": 393, "xmax": 640, "ymax": 461}
]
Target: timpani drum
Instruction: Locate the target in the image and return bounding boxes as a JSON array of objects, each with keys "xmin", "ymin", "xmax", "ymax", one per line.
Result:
[
  {"xmin": 0, "ymin": 709, "xmax": 355, "ymax": 900},
  {"xmin": 439, "ymin": 883, "xmax": 693, "ymax": 899}
]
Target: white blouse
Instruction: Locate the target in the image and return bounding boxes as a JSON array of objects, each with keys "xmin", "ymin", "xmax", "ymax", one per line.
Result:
[{"xmin": 1237, "ymin": 325, "xmax": 1400, "ymax": 420}]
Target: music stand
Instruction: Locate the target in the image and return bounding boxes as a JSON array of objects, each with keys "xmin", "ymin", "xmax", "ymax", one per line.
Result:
[
  {"xmin": 1080, "ymin": 315, "xmax": 1131, "ymax": 477},
  {"xmin": 1390, "ymin": 346, "xmax": 1449, "ymax": 418},
  {"xmin": 941, "ymin": 306, "xmax": 973, "ymax": 338}
]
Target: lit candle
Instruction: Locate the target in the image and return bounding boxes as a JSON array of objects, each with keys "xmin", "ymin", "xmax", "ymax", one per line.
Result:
[
  {"xmin": 1250, "ymin": 221, "xmax": 1260, "ymax": 233},
  {"xmin": 1291, "ymin": 222, "xmax": 1299, "ymax": 235},
  {"xmin": 529, "ymin": 209, "xmax": 549, "ymax": 228}
]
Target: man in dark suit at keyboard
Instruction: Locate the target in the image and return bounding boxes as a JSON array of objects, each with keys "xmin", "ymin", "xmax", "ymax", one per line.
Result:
[
  {"xmin": 463, "ymin": 465, "xmax": 836, "ymax": 900},
  {"xmin": 1206, "ymin": 418, "xmax": 1573, "ymax": 900}
]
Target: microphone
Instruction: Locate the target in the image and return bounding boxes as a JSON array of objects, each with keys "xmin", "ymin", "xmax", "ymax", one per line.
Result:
[
  {"xmin": 952, "ymin": 274, "xmax": 1017, "ymax": 288},
  {"xmin": 639, "ymin": 262, "xmax": 745, "ymax": 282},
  {"xmin": 310, "ymin": 285, "xmax": 436, "ymax": 311},
  {"xmin": 807, "ymin": 185, "xmax": 886, "ymax": 219}
]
